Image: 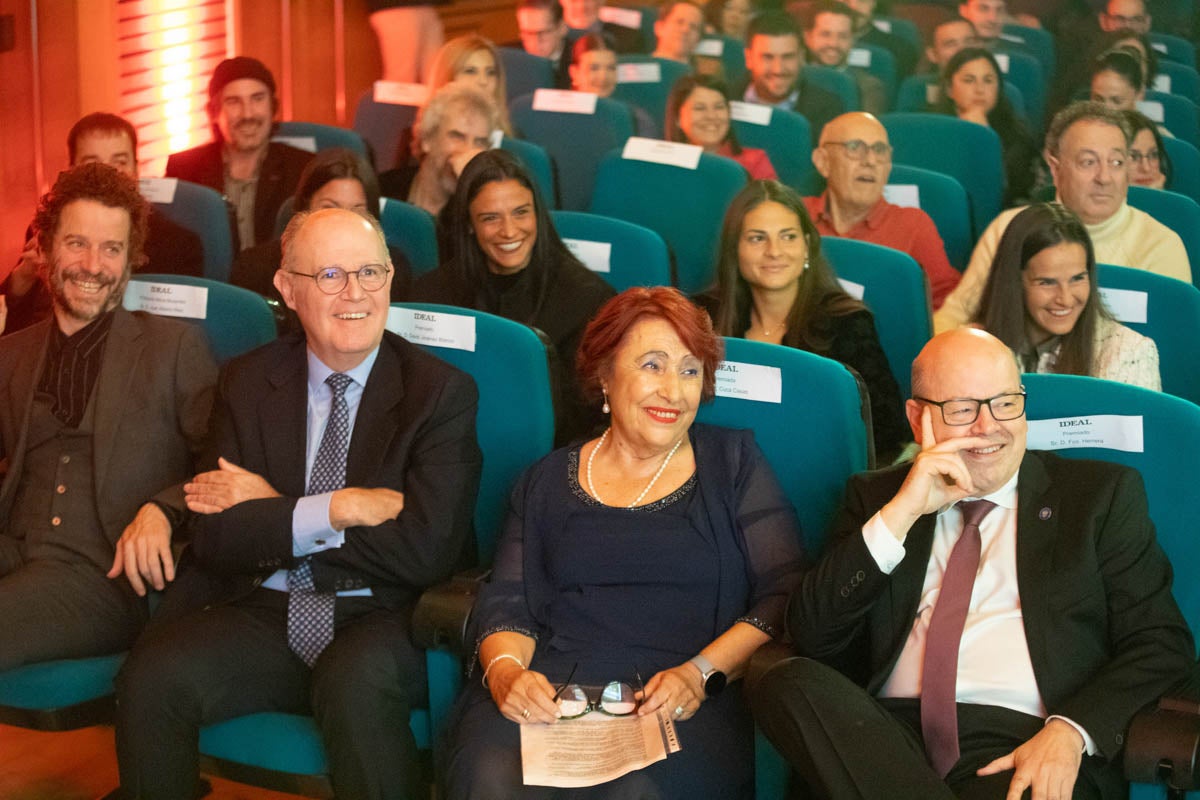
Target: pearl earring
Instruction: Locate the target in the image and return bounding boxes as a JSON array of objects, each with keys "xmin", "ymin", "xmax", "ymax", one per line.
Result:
[{"xmin": 602, "ymin": 390, "xmax": 610, "ymax": 414}]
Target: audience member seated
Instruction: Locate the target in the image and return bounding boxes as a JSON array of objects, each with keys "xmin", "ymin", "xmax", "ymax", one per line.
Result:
[
  {"xmin": 957, "ymin": 0, "xmax": 1007, "ymax": 47},
  {"xmin": 921, "ymin": 17, "xmax": 979, "ymax": 78},
  {"xmin": 698, "ymin": 179, "xmax": 906, "ymax": 462},
  {"xmin": 561, "ymin": 0, "xmax": 645, "ymax": 53},
  {"xmin": 665, "ymin": 74, "xmax": 778, "ymax": 181},
  {"xmin": 230, "ymin": 147, "xmax": 413, "ymax": 312},
  {"xmin": 442, "ymin": 286, "xmax": 805, "ymax": 800},
  {"xmin": 703, "ymin": 0, "xmax": 752, "ymax": 42},
  {"xmin": 569, "ymin": 33, "xmax": 657, "ymax": 136},
  {"xmin": 737, "ymin": 12, "xmax": 846, "ymax": 148},
  {"xmin": 651, "ymin": 1, "xmax": 704, "ymax": 65},
  {"xmin": 844, "ymin": 0, "xmax": 919, "ymax": 78},
  {"xmin": 752, "ymin": 326, "xmax": 1193, "ymax": 800},
  {"xmin": 805, "ymin": 112, "xmax": 961, "ymax": 309},
  {"xmin": 378, "ymin": 84, "xmax": 498, "ymax": 218},
  {"xmin": 1049, "ymin": 29, "xmax": 1156, "ymax": 126},
  {"xmin": 937, "ymin": 102, "xmax": 1191, "ymax": 333},
  {"xmin": 0, "ymin": 163, "xmax": 216, "ymax": 671},
  {"xmin": 1124, "ymin": 109, "xmax": 1169, "ymax": 190},
  {"xmin": 114, "ymin": 208, "xmax": 481, "ymax": 800},
  {"xmin": 935, "ymin": 47, "xmax": 1037, "ymax": 206},
  {"xmin": 1099, "ymin": 0, "xmax": 1151, "ymax": 34},
  {"xmin": 3, "ymin": 112, "xmax": 204, "ymax": 335},
  {"xmin": 1090, "ymin": 47, "xmax": 1168, "ymax": 135},
  {"xmin": 412, "ymin": 149, "xmax": 614, "ymax": 445},
  {"xmin": 166, "ymin": 57, "xmax": 314, "ymax": 250},
  {"xmin": 803, "ymin": 1, "xmax": 888, "ymax": 116},
  {"xmin": 427, "ymin": 34, "xmax": 513, "ymax": 136},
  {"xmin": 974, "ymin": 203, "xmax": 1159, "ymax": 389},
  {"xmin": 514, "ymin": 0, "xmax": 573, "ymax": 89}
]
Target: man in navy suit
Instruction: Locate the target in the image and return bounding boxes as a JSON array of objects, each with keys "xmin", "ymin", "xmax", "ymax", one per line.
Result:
[
  {"xmin": 753, "ymin": 328, "xmax": 1193, "ymax": 799},
  {"xmin": 115, "ymin": 208, "xmax": 482, "ymax": 800}
]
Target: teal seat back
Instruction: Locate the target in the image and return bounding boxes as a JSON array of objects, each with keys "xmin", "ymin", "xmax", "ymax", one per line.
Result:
[
  {"xmin": 550, "ymin": 210, "xmax": 672, "ymax": 291},
  {"xmin": 1141, "ymin": 92, "xmax": 1199, "ymax": 148},
  {"xmin": 874, "ymin": 15, "xmax": 921, "ymax": 51},
  {"xmin": 590, "ymin": 148, "xmax": 748, "ymax": 294},
  {"xmin": 1149, "ymin": 32, "xmax": 1196, "ymax": 66},
  {"xmin": 0, "ymin": 653, "xmax": 126, "ymax": 730},
  {"xmin": 497, "ymin": 47, "xmax": 555, "ymax": 105},
  {"xmin": 895, "ymin": 73, "xmax": 1027, "ymax": 121},
  {"xmin": 611, "ymin": 56, "xmax": 692, "ymax": 138},
  {"xmin": 1097, "ymin": 263, "xmax": 1200, "ymax": 406},
  {"xmin": 992, "ymin": 47, "xmax": 1045, "ymax": 133},
  {"xmin": 731, "ymin": 104, "xmax": 817, "ymax": 195},
  {"xmin": 850, "ymin": 43, "xmax": 898, "ymax": 108},
  {"xmin": 151, "ymin": 179, "xmax": 234, "ymax": 283},
  {"xmin": 804, "ymin": 64, "xmax": 860, "ymax": 110},
  {"xmin": 696, "ymin": 34, "xmax": 748, "ymax": 85},
  {"xmin": 696, "ymin": 337, "xmax": 871, "ymax": 556},
  {"xmin": 1000, "ymin": 24, "xmax": 1056, "ymax": 80},
  {"xmin": 1126, "ymin": 185, "xmax": 1200, "ymax": 289},
  {"xmin": 124, "ymin": 274, "xmax": 276, "ymax": 365},
  {"xmin": 275, "ymin": 121, "xmax": 368, "ymax": 160},
  {"xmin": 352, "ymin": 89, "xmax": 419, "ymax": 173},
  {"xmin": 886, "ymin": 164, "xmax": 973, "ymax": 270},
  {"xmin": 510, "ymin": 93, "xmax": 634, "ymax": 211},
  {"xmin": 500, "ymin": 135, "xmax": 558, "ymax": 209},
  {"xmin": 379, "ymin": 198, "xmax": 439, "ymax": 276},
  {"xmin": 882, "ymin": 112, "xmax": 1004, "ymax": 240},
  {"xmin": 821, "ymin": 237, "xmax": 931, "ymax": 401},
  {"xmin": 1162, "ymin": 137, "xmax": 1200, "ymax": 205},
  {"xmin": 1153, "ymin": 59, "xmax": 1200, "ymax": 104}
]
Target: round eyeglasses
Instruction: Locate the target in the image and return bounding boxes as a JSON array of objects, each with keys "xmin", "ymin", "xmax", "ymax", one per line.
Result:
[
  {"xmin": 913, "ymin": 390, "xmax": 1027, "ymax": 426},
  {"xmin": 553, "ymin": 663, "xmax": 643, "ymax": 720},
  {"xmin": 823, "ymin": 139, "xmax": 893, "ymax": 162},
  {"xmin": 287, "ymin": 264, "xmax": 391, "ymax": 294}
]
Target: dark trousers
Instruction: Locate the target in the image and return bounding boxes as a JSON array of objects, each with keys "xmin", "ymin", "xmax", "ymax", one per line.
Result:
[
  {"xmin": 115, "ymin": 587, "xmax": 427, "ymax": 800},
  {"xmin": 751, "ymin": 657, "xmax": 1125, "ymax": 800}
]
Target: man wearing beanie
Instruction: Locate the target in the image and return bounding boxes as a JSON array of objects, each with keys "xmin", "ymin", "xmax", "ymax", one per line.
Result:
[{"xmin": 166, "ymin": 56, "xmax": 313, "ymax": 250}]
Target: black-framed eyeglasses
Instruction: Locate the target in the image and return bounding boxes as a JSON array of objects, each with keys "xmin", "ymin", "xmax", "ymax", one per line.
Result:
[
  {"xmin": 287, "ymin": 264, "xmax": 391, "ymax": 294},
  {"xmin": 1129, "ymin": 149, "xmax": 1160, "ymax": 166},
  {"xmin": 553, "ymin": 663, "xmax": 644, "ymax": 720},
  {"xmin": 824, "ymin": 139, "xmax": 893, "ymax": 161},
  {"xmin": 913, "ymin": 390, "xmax": 1027, "ymax": 426}
]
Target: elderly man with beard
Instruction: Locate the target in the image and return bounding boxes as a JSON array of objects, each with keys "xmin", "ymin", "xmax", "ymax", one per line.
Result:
[
  {"xmin": 166, "ymin": 56, "xmax": 313, "ymax": 250},
  {"xmin": 0, "ymin": 162, "xmax": 216, "ymax": 670}
]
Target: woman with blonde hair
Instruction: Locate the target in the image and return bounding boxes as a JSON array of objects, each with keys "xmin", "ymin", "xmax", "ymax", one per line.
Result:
[{"xmin": 427, "ymin": 34, "xmax": 512, "ymax": 135}]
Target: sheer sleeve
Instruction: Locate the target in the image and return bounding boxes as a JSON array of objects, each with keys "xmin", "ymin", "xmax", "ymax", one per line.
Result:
[{"xmin": 826, "ymin": 309, "xmax": 908, "ymax": 463}]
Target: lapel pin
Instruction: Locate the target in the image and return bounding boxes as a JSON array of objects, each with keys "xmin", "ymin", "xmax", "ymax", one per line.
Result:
[{"xmin": 1039, "ymin": 507, "xmax": 1052, "ymax": 520}]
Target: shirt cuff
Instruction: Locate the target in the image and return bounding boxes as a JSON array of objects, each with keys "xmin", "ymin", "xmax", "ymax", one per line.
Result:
[
  {"xmin": 1046, "ymin": 715, "xmax": 1097, "ymax": 756},
  {"xmin": 292, "ymin": 492, "xmax": 345, "ymax": 556},
  {"xmin": 862, "ymin": 511, "xmax": 906, "ymax": 574}
]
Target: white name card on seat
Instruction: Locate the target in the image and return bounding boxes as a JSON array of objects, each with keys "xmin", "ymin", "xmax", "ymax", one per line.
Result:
[
  {"xmin": 1136, "ymin": 100, "xmax": 1165, "ymax": 123},
  {"xmin": 925, "ymin": 83, "xmax": 940, "ymax": 105},
  {"xmin": 124, "ymin": 281, "xmax": 208, "ymax": 320},
  {"xmin": 139, "ymin": 177, "xmax": 179, "ymax": 204},
  {"xmin": 617, "ymin": 62, "xmax": 662, "ymax": 84},
  {"xmin": 599, "ymin": 6, "xmax": 642, "ymax": 29},
  {"xmin": 715, "ymin": 360, "xmax": 782, "ymax": 404},
  {"xmin": 995, "ymin": 52, "xmax": 1011, "ymax": 73},
  {"xmin": 1098, "ymin": 287, "xmax": 1149, "ymax": 324},
  {"xmin": 373, "ymin": 81, "xmax": 429, "ymax": 106},
  {"xmin": 1153, "ymin": 75, "xmax": 1172, "ymax": 93},
  {"xmin": 532, "ymin": 89, "xmax": 598, "ymax": 115},
  {"xmin": 848, "ymin": 48, "xmax": 872, "ymax": 68},
  {"xmin": 837, "ymin": 278, "xmax": 865, "ymax": 299},
  {"xmin": 1152, "ymin": 41, "xmax": 1168, "ymax": 54},
  {"xmin": 730, "ymin": 101, "xmax": 772, "ymax": 126},
  {"xmin": 872, "ymin": 19, "xmax": 892, "ymax": 33},
  {"xmin": 883, "ymin": 184, "xmax": 921, "ymax": 208},
  {"xmin": 694, "ymin": 38, "xmax": 725, "ymax": 57},
  {"xmin": 999, "ymin": 32, "xmax": 1025, "ymax": 44},
  {"xmin": 564, "ymin": 238, "xmax": 612, "ymax": 272},
  {"xmin": 386, "ymin": 307, "xmax": 477, "ymax": 352},
  {"xmin": 272, "ymin": 135, "xmax": 317, "ymax": 153},
  {"xmin": 489, "ymin": 129, "xmax": 505, "ymax": 149},
  {"xmin": 1027, "ymin": 414, "xmax": 1144, "ymax": 453},
  {"xmin": 621, "ymin": 137, "xmax": 702, "ymax": 169}
]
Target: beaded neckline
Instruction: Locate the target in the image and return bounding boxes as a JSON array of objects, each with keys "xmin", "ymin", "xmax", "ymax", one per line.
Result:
[{"xmin": 567, "ymin": 449, "xmax": 696, "ymax": 511}]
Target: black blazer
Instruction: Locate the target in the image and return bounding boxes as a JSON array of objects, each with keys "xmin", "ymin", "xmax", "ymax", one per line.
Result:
[
  {"xmin": 162, "ymin": 330, "xmax": 482, "ymax": 616},
  {"xmin": 789, "ymin": 451, "xmax": 1194, "ymax": 760}
]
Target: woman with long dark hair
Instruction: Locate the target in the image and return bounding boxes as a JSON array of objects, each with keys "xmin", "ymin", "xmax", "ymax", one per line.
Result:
[{"xmin": 665, "ymin": 74, "xmax": 777, "ymax": 180}]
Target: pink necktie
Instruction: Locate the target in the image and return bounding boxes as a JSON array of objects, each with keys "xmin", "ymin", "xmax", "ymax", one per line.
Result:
[{"xmin": 921, "ymin": 499, "xmax": 997, "ymax": 777}]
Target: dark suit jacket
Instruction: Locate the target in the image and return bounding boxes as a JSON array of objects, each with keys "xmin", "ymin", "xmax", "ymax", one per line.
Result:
[
  {"xmin": 734, "ymin": 72, "xmax": 846, "ymax": 147},
  {"xmin": 789, "ymin": 451, "xmax": 1194, "ymax": 760},
  {"xmin": 0, "ymin": 309, "xmax": 216, "ymax": 547},
  {"xmin": 164, "ymin": 140, "xmax": 314, "ymax": 249},
  {"xmin": 163, "ymin": 330, "xmax": 482, "ymax": 616}
]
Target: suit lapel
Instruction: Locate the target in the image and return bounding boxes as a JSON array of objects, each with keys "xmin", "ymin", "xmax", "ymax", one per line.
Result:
[
  {"xmin": 261, "ymin": 340, "xmax": 309, "ymax": 496},
  {"xmin": 1015, "ymin": 452, "xmax": 1055, "ymax": 685},
  {"xmin": 345, "ymin": 337, "xmax": 404, "ymax": 488},
  {"xmin": 0, "ymin": 321, "xmax": 53, "ymax": 515},
  {"xmin": 93, "ymin": 310, "xmax": 144, "ymax": 499},
  {"xmin": 871, "ymin": 511, "xmax": 937, "ymax": 689}
]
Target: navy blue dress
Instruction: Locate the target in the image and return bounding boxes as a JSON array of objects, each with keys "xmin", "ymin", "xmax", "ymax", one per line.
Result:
[{"xmin": 441, "ymin": 425, "xmax": 805, "ymax": 799}]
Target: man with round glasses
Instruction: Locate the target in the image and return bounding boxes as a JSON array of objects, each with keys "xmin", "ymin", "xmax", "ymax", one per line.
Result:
[
  {"xmin": 115, "ymin": 208, "xmax": 483, "ymax": 800},
  {"xmin": 805, "ymin": 112, "xmax": 961, "ymax": 308},
  {"xmin": 753, "ymin": 328, "xmax": 1192, "ymax": 800}
]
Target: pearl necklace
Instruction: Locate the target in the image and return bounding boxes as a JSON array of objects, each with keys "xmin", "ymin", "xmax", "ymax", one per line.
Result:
[{"xmin": 586, "ymin": 428, "xmax": 685, "ymax": 508}]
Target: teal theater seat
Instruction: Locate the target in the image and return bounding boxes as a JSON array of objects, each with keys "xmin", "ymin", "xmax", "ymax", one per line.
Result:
[
  {"xmin": 551, "ymin": 210, "xmax": 672, "ymax": 291},
  {"xmin": 1140, "ymin": 92, "xmax": 1199, "ymax": 148},
  {"xmin": 380, "ymin": 198, "xmax": 439, "ymax": 276},
  {"xmin": 352, "ymin": 89, "xmax": 419, "ymax": 173},
  {"xmin": 497, "ymin": 47, "xmax": 555, "ymax": 105},
  {"xmin": 1125, "ymin": 185, "xmax": 1200, "ymax": 290},
  {"xmin": 886, "ymin": 164, "xmax": 973, "ymax": 271},
  {"xmin": 731, "ymin": 104, "xmax": 817, "ymax": 195},
  {"xmin": 500, "ymin": 135, "xmax": 558, "ymax": 209},
  {"xmin": 611, "ymin": 55, "xmax": 692, "ymax": 138},
  {"xmin": 1149, "ymin": 33, "xmax": 1196, "ymax": 67},
  {"xmin": 1162, "ymin": 137, "xmax": 1200, "ymax": 204},
  {"xmin": 274, "ymin": 121, "xmax": 368, "ymax": 159},
  {"xmin": 0, "ymin": 653, "xmax": 127, "ymax": 731},
  {"xmin": 804, "ymin": 64, "xmax": 860, "ymax": 111},
  {"xmin": 150, "ymin": 179, "xmax": 235, "ymax": 284}
]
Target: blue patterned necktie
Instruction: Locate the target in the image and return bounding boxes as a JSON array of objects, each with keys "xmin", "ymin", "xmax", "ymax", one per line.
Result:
[{"xmin": 287, "ymin": 372, "xmax": 353, "ymax": 667}]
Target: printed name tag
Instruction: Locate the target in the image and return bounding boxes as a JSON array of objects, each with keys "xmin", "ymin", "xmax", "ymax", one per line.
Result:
[
  {"xmin": 837, "ymin": 278, "xmax": 865, "ymax": 300},
  {"xmin": 599, "ymin": 6, "xmax": 642, "ymax": 29},
  {"xmin": 489, "ymin": 129, "xmax": 505, "ymax": 149},
  {"xmin": 694, "ymin": 39, "xmax": 724, "ymax": 57},
  {"xmin": 1027, "ymin": 414, "xmax": 1144, "ymax": 453},
  {"xmin": 715, "ymin": 360, "xmax": 782, "ymax": 404},
  {"xmin": 730, "ymin": 101, "xmax": 772, "ymax": 126},
  {"xmin": 1136, "ymin": 100, "xmax": 1165, "ymax": 123},
  {"xmin": 272, "ymin": 135, "xmax": 317, "ymax": 153},
  {"xmin": 386, "ymin": 307, "xmax": 477, "ymax": 352},
  {"xmin": 139, "ymin": 177, "xmax": 179, "ymax": 204},
  {"xmin": 124, "ymin": 281, "xmax": 208, "ymax": 320},
  {"xmin": 848, "ymin": 48, "xmax": 872, "ymax": 68},
  {"xmin": 532, "ymin": 89, "xmax": 598, "ymax": 115},
  {"xmin": 872, "ymin": 19, "xmax": 892, "ymax": 32},
  {"xmin": 373, "ymin": 81, "xmax": 428, "ymax": 106},
  {"xmin": 995, "ymin": 53, "xmax": 1010, "ymax": 73},
  {"xmin": 1153, "ymin": 75, "xmax": 1172, "ymax": 93},
  {"xmin": 883, "ymin": 184, "xmax": 921, "ymax": 208},
  {"xmin": 1098, "ymin": 287, "xmax": 1149, "ymax": 324},
  {"xmin": 925, "ymin": 83, "xmax": 940, "ymax": 105},
  {"xmin": 617, "ymin": 62, "xmax": 661, "ymax": 84},
  {"xmin": 622, "ymin": 137, "xmax": 702, "ymax": 169},
  {"xmin": 563, "ymin": 238, "xmax": 612, "ymax": 273}
]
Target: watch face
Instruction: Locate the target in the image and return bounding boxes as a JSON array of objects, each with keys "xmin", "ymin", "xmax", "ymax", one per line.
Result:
[{"xmin": 706, "ymin": 670, "xmax": 727, "ymax": 696}]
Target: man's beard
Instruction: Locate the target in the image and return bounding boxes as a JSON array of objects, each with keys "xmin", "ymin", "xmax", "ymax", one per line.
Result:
[{"xmin": 49, "ymin": 264, "xmax": 127, "ymax": 324}]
